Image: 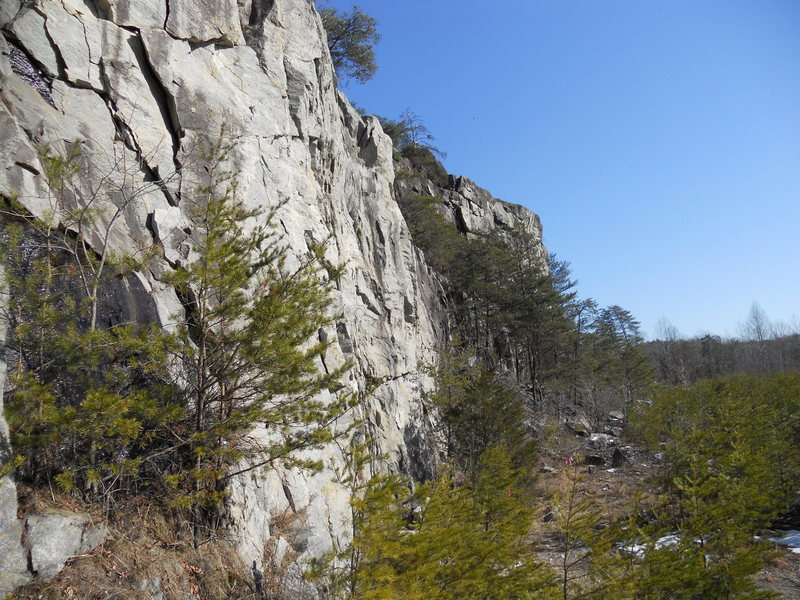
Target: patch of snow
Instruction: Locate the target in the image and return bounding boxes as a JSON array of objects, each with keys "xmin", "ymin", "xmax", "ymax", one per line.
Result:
[
  {"xmin": 589, "ymin": 433, "xmax": 619, "ymax": 447},
  {"xmin": 620, "ymin": 534, "xmax": 680, "ymax": 558},
  {"xmin": 769, "ymin": 530, "xmax": 800, "ymax": 549},
  {"xmin": 655, "ymin": 534, "xmax": 681, "ymax": 550}
]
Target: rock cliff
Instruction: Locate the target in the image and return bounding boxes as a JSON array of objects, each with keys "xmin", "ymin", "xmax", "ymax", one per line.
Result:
[
  {"xmin": 394, "ymin": 153, "xmax": 544, "ymax": 244},
  {"xmin": 0, "ymin": 0, "xmax": 544, "ymax": 593}
]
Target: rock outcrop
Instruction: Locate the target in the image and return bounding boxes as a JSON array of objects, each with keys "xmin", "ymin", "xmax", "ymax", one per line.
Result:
[
  {"xmin": 394, "ymin": 155, "xmax": 544, "ymax": 245},
  {"xmin": 25, "ymin": 510, "xmax": 108, "ymax": 579},
  {"xmin": 0, "ymin": 264, "xmax": 30, "ymax": 598},
  {"xmin": 0, "ymin": 0, "xmax": 544, "ymax": 592}
]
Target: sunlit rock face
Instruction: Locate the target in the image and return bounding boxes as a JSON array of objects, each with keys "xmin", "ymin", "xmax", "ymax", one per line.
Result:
[{"xmin": 0, "ymin": 0, "xmax": 543, "ymax": 586}]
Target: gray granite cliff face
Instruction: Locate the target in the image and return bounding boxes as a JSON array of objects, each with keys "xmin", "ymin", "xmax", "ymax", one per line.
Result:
[
  {"xmin": 394, "ymin": 155, "xmax": 545, "ymax": 246},
  {"xmin": 0, "ymin": 0, "xmax": 544, "ymax": 590}
]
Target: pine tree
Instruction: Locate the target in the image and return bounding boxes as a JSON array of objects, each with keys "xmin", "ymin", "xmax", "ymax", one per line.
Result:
[
  {"xmin": 160, "ymin": 137, "xmax": 354, "ymax": 533},
  {"xmin": 427, "ymin": 345, "xmax": 536, "ymax": 474},
  {"xmin": 631, "ymin": 375, "xmax": 800, "ymax": 599},
  {"xmin": 310, "ymin": 446, "xmax": 555, "ymax": 600},
  {"xmin": 547, "ymin": 464, "xmax": 630, "ymax": 600},
  {"xmin": 1, "ymin": 147, "xmax": 182, "ymax": 504},
  {"xmin": 319, "ymin": 4, "xmax": 380, "ymax": 84}
]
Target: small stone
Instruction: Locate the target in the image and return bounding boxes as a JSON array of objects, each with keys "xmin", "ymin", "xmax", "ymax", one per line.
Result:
[
  {"xmin": 589, "ymin": 433, "xmax": 619, "ymax": 449},
  {"xmin": 612, "ymin": 447, "xmax": 628, "ymax": 468}
]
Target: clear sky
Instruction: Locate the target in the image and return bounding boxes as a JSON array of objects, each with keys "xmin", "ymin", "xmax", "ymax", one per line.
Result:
[{"xmin": 321, "ymin": 0, "xmax": 800, "ymax": 340}]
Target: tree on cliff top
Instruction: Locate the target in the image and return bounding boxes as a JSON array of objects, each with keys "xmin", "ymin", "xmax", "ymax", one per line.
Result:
[{"xmin": 318, "ymin": 3, "xmax": 380, "ymax": 84}]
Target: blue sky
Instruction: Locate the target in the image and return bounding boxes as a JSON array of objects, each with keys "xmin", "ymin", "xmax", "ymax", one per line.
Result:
[{"xmin": 321, "ymin": 1, "xmax": 800, "ymax": 339}]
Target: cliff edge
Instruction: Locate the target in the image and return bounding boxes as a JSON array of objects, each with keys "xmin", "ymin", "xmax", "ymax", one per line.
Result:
[{"xmin": 0, "ymin": 0, "xmax": 545, "ymax": 593}]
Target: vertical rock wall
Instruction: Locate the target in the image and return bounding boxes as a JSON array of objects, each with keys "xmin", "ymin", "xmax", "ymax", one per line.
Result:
[
  {"xmin": 0, "ymin": 263, "xmax": 31, "ymax": 598},
  {"xmin": 0, "ymin": 0, "xmax": 446, "ymax": 579},
  {"xmin": 0, "ymin": 0, "xmax": 544, "ymax": 586}
]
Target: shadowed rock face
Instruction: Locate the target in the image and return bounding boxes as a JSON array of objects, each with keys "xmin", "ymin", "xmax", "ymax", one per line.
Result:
[
  {"xmin": 0, "ymin": 0, "xmax": 544, "ymax": 587},
  {"xmin": 0, "ymin": 264, "xmax": 30, "ymax": 597}
]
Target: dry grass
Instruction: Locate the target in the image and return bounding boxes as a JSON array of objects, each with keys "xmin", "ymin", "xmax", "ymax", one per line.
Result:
[
  {"xmin": 259, "ymin": 508, "xmax": 318, "ymax": 600},
  {"xmin": 10, "ymin": 493, "xmax": 259, "ymax": 600},
  {"xmin": 755, "ymin": 550, "xmax": 800, "ymax": 598},
  {"xmin": 532, "ymin": 423, "xmax": 800, "ymax": 599}
]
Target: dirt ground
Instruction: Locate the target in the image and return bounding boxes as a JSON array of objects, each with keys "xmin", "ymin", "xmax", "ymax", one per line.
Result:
[{"xmin": 532, "ymin": 421, "xmax": 800, "ymax": 599}]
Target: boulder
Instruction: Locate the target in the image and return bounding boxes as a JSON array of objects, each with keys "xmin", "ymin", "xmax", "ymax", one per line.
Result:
[
  {"xmin": 589, "ymin": 433, "xmax": 620, "ymax": 449},
  {"xmin": 566, "ymin": 414, "xmax": 593, "ymax": 437},
  {"xmin": 583, "ymin": 455, "xmax": 605, "ymax": 466},
  {"xmin": 612, "ymin": 447, "xmax": 628, "ymax": 468},
  {"xmin": 26, "ymin": 509, "xmax": 108, "ymax": 579}
]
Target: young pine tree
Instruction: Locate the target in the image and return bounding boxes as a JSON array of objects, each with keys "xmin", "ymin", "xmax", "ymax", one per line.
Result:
[
  {"xmin": 547, "ymin": 464, "xmax": 631, "ymax": 600},
  {"xmin": 427, "ymin": 345, "xmax": 537, "ymax": 474},
  {"xmin": 630, "ymin": 375, "xmax": 800, "ymax": 599},
  {"xmin": 161, "ymin": 137, "xmax": 354, "ymax": 533},
  {"xmin": 1, "ymin": 148, "xmax": 182, "ymax": 505},
  {"xmin": 311, "ymin": 445, "xmax": 555, "ymax": 600}
]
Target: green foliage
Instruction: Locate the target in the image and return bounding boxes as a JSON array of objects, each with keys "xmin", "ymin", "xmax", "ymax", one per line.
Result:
[
  {"xmin": 1, "ymin": 149, "xmax": 182, "ymax": 503},
  {"xmin": 578, "ymin": 305, "xmax": 652, "ymax": 419},
  {"xmin": 427, "ymin": 346, "xmax": 536, "ymax": 474},
  {"xmin": 376, "ymin": 115, "xmax": 409, "ymax": 149},
  {"xmin": 496, "ymin": 239, "xmax": 577, "ymax": 399},
  {"xmin": 156, "ymin": 136, "xmax": 354, "ymax": 525},
  {"xmin": 447, "ymin": 231, "xmax": 517, "ymax": 356},
  {"xmin": 308, "ymin": 441, "xmax": 411, "ymax": 600},
  {"xmin": 2, "ymin": 139, "xmax": 353, "ymax": 535},
  {"xmin": 319, "ymin": 4, "xmax": 380, "ymax": 84},
  {"xmin": 637, "ymin": 375, "xmax": 800, "ymax": 518},
  {"xmin": 400, "ymin": 146, "xmax": 450, "ymax": 187},
  {"xmin": 547, "ymin": 466, "xmax": 632, "ymax": 600},
  {"xmin": 376, "ymin": 110, "xmax": 448, "ymax": 182},
  {"xmin": 629, "ymin": 374, "xmax": 800, "ymax": 599},
  {"xmin": 311, "ymin": 445, "xmax": 555, "ymax": 600},
  {"xmin": 395, "ymin": 194, "xmax": 463, "ymax": 273}
]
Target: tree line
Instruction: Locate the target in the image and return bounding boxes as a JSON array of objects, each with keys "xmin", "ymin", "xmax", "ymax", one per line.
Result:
[
  {"xmin": 394, "ymin": 184, "xmax": 651, "ymax": 424},
  {"xmin": 648, "ymin": 306, "xmax": 800, "ymax": 384}
]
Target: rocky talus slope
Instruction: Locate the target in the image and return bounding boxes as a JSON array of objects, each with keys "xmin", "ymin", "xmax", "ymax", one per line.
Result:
[{"xmin": 0, "ymin": 0, "xmax": 545, "ymax": 593}]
